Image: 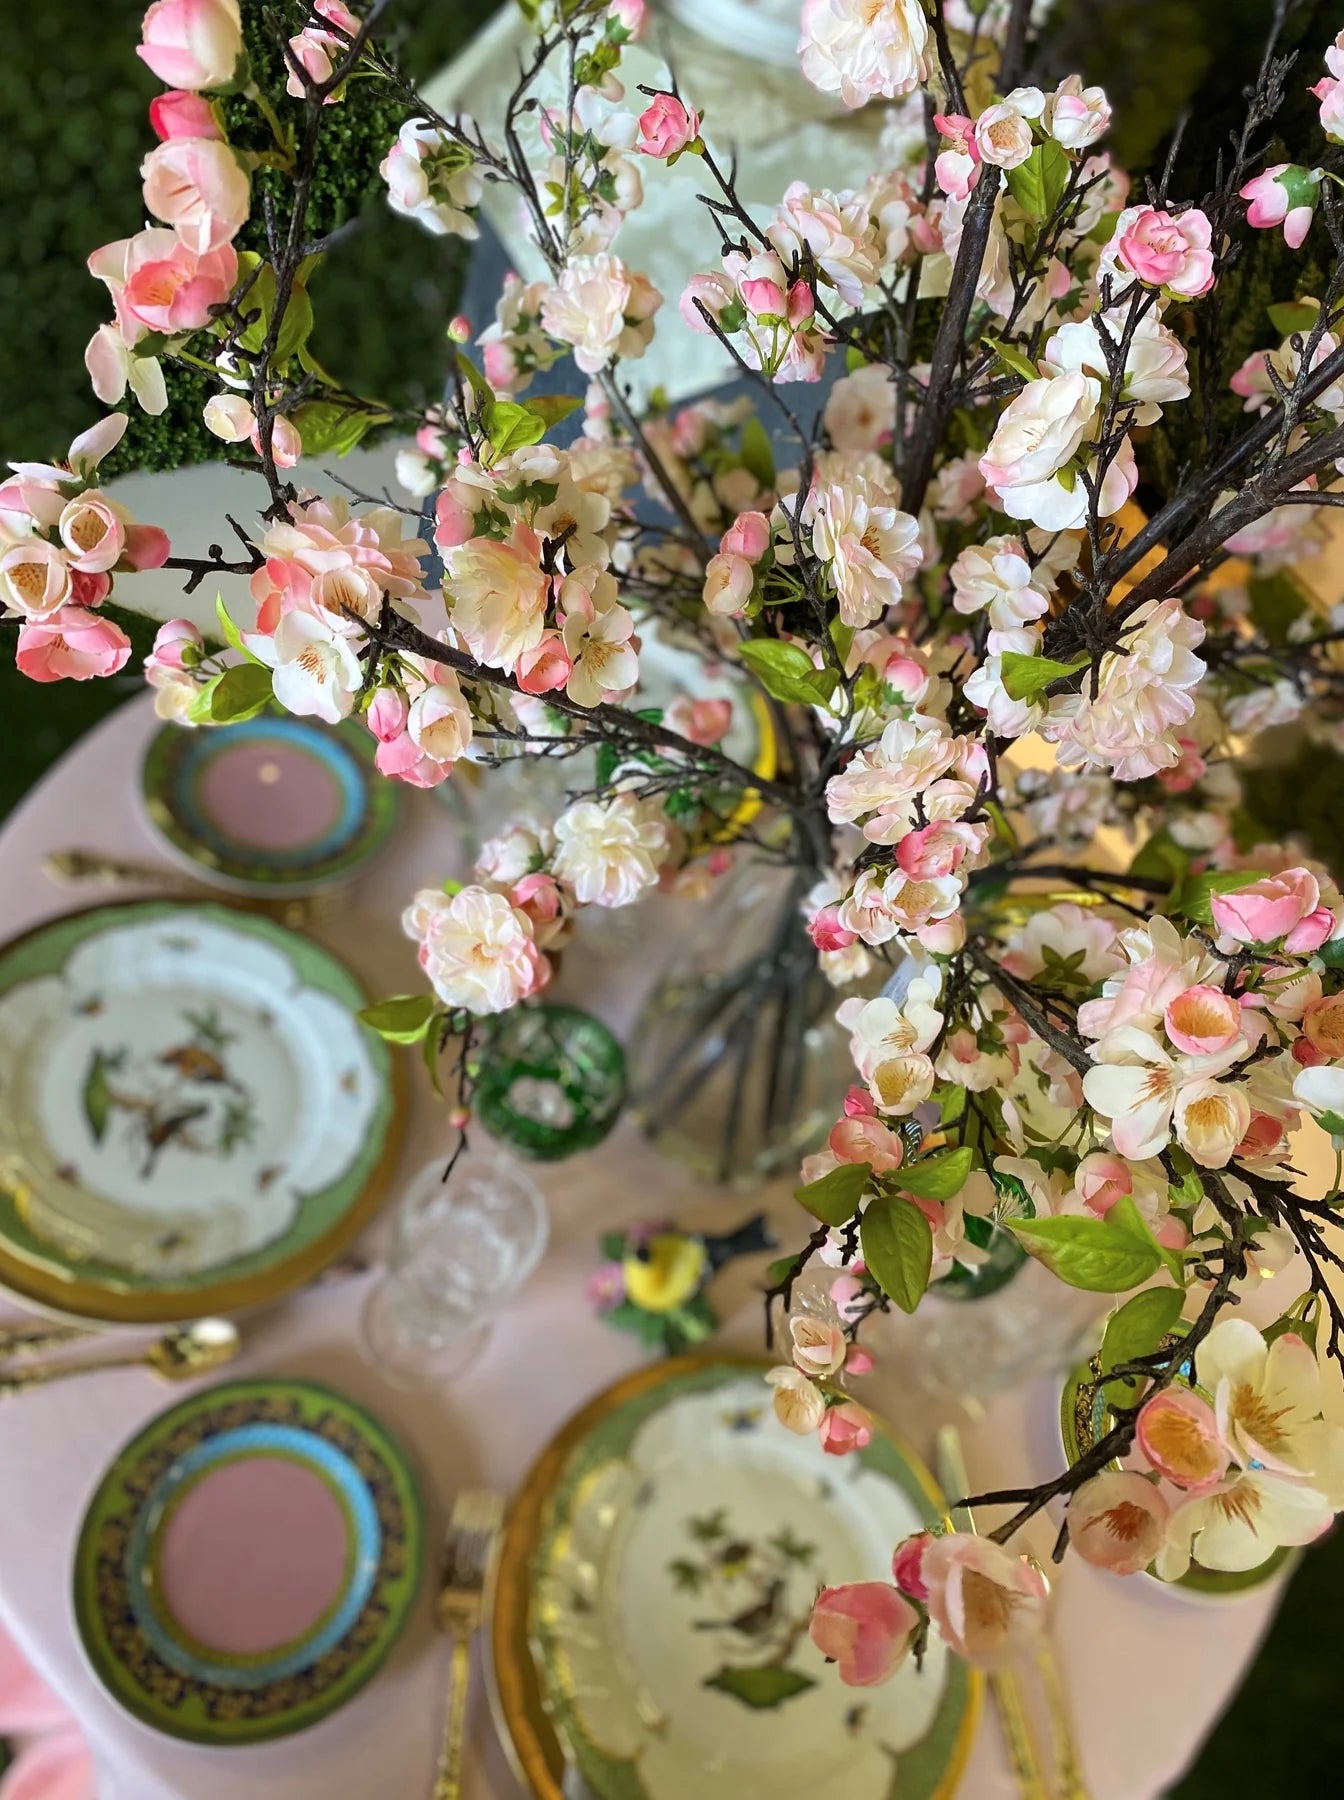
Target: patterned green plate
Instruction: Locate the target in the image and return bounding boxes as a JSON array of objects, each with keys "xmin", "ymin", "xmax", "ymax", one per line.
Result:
[
  {"xmin": 0, "ymin": 902, "xmax": 400, "ymax": 1322},
  {"xmin": 492, "ymin": 1358, "xmax": 979, "ymax": 1800},
  {"xmin": 72, "ymin": 1378, "xmax": 423, "ymax": 1745},
  {"xmin": 1059, "ymin": 1355, "xmax": 1293, "ymax": 1597},
  {"xmin": 141, "ymin": 716, "xmax": 398, "ymax": 895}
]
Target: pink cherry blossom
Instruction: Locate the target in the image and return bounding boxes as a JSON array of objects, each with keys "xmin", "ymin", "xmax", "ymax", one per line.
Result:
[
  {"xmin": 138, "ymin": 0, "xmax": 243, "ymax": 92},
  {"xmin": 721, "ymin": 510, "xmax": 771, "ymax": 561},
  {"xmin": 921, "ymin": 1534, "xmax": 1050, "ymax": 1665},
  {"xmin": 515, "ymin": 631, "xmax": 574, "ymax": 696},
  {"xmin": 0, "ymin": 541, "xmax": 71, "ymax": 621},
  {"xmin": 636, "ymin": 94, "xmax": 700, "ymax": 159},
  {"xmin": 141, "ymin": 138, "xmax": 249, "ymax": 255},
  {"xmin": 809, "ymin": 1582, "xmax": 918, "ymax": 1686},
  {"xmin": 664, "ymin": 696, "xmax": 732, "ymax": 745},
  {"xmin": 703, "ymin": 551, "xmax": 754, "ymax": 615},
  {"xmin": 92, "ymin": 228, "xmax": 238, "ymax": 337},
  {"xmin": 122, "ymin": 522, "xmax": 172, "ymax": 570},
  {"xmin": 1137, "ymin": 1388, "xmax": 1230, "ymax": 1491},
  {"xmin": 15, "ymin": 607, "xmax": 131, "ymax": 683},
  {"xmin": 149, "ymin": 90, "xmax": 222, "ymax": 140},
  {"xmin": 818, "ymin": 1400, "xmax": 874, "ymax": 1456},
  {"xmin": 828, "ymin": 1113, "xmax": 904, "ymax": 1172},
  {"xmin": 1210, "ymin": 869, "xmax": 1320, "ymax": 946},
  {"xmin": 1164, "ymin": 984, "xmax": 1244, "ymax": 1056},
  {"xmin": 607, "ymin": 0, "xmax": 647, "ymax": 40},
  {"xmin": 1068, "ymin": 1471, "xmax": 1169, "ymax": 1575},
  {"xmin": 933, "ymin": 113, "xmax": 980, "ymax": 200},
  {"xmin": 799, "ymin": 0, "xmax": 930, "ymax": 110},
  {"xmin": 1115, "ymin": 206, "xmax": 1216, "ymax": 298},
  {"xmin": 1240, "ymin": 164, "xmax": 1322, "ymax": 250},
  {"xmin": 892, "ymin": 1532, "xmax": 933, "ymax": 1602}
]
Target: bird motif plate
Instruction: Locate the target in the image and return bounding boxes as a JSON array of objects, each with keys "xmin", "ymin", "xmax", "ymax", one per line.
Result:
[
  {"xmin": 141, "ymin": 715, "xmax": 398, "ymax": 895},
  {"xmin": 491, "ymin": 1358, "xmax": 978, "ymax": 1800},
  {"xmin": 72, "ymin": 1378, "xmax": 423, "ymax": 1745},
  {"xmin": 0, "ymin": 902, "xmax": 399, "ymax": 1321}
]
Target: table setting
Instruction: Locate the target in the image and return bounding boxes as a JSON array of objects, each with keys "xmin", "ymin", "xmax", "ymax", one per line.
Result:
[
  {"xmin": 0, "ymin": 693, "xmax": 1300, "ymax": 1800},
  {"xmin": 8, "ymin": 2, "xmax": 1344, "ymax": 1798}
]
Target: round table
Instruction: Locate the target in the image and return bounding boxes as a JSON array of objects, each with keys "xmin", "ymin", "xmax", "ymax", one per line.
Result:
[{"xmin": 0, "ymin": 696, "xmax": 1283, "ymax": 1800}]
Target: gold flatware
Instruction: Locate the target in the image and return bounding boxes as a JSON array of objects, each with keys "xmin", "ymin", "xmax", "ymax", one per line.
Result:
[
  {"xmin": 433, "ymin": 1488, "xmax": 504, "ymax": 1800},
  {"xmin": 0, "ymin": 1319, "xmax": 91, "ymax": 1360},
  {"xmin": 43, "ymin": 849, "xmax": 199, "ymax": 891},
  {"xmin": 0, "ymin": 1317, "xmax": 240, "ymax": 1397},
  {"xmin": 935, "ymin": 1425, "xmax": 1050, "ymax": 1800},
  {"xmin": 1036, "ymin": 1641, "xmax": 1090, "ymax": 1800}
]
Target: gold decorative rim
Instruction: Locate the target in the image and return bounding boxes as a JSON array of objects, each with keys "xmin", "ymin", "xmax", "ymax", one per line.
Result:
[
  {"xmin": 0, "ymin": 898, "xmax": 406, "ymax": 1325},
  {"xmin": 489, "ymin": 1353, "xmax": 982, "ymax": 1800}
]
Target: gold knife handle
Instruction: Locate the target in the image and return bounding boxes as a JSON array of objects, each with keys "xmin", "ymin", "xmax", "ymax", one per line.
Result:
[
  {"xmin": 1037, "ymin": 1645, "xmax": 1091, "ymax": 1800},
  {"xmin": 991, "ymin": 1668, "xmax": 1051, "ymax": 1800},
  {"xmin": 432, "ymin": 1628, "xmax": 472, "ymax": 1800}
]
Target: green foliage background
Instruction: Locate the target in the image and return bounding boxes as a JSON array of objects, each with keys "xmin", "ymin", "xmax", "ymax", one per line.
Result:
[{"xmin": 0, "ymin": 0, "xmax": 493, "ymax": 809}]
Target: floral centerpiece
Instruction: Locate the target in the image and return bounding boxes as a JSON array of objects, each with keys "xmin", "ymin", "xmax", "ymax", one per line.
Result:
[{"xmin": 8, "ymin": 0, "xmax": 1344, "ymax": 1683}]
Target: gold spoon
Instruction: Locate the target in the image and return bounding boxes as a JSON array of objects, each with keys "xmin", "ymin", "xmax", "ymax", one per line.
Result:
[{"xmin": 0, "ymin": 1318, "xmax": 241, "ymax": 1398}]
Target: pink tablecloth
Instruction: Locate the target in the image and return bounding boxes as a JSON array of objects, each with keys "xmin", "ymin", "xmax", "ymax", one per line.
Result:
[{"xmin": 0, "ymin": 697, "xmax": 1282, "ymax": 1800}]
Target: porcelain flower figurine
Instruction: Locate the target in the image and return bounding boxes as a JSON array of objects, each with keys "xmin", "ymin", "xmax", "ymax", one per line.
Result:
[{"xmin": 9, "ymin": 0, "xmax": 1344, "ymax": 1683}]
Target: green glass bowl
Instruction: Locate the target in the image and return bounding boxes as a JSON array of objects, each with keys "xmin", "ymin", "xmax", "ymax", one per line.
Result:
[
  {"xmin": 474, "ymin": 1004, "xmax": 626, "ymax": 1160},
  {"xmin": 932, "ymin": 1223, "xmax": 1027, "ymax": 1301}
]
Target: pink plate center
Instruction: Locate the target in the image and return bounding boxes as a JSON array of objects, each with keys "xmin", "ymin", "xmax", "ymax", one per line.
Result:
[
  {"xmin": 156, "ymin": 1455, "xmax": 351, "ymax": 1656},
  {"xmin": 196, "ymin": 739, "xmax": 343, "ymax": 851}
]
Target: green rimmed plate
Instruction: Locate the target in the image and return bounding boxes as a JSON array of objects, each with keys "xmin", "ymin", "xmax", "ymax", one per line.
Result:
[
  {"xmin": 1059, "ymin": 1355, "xmax": 1294, "ymax": 1597},
  {"xmin": 492, "ymin": 1357, "xmax": 979, "ymax": 1800},
  {"xmin": 0, "ymin": 901, "xmax": 401, "ymax": 1322},
  {"xmin": 141, "ymin": 716, "xmax": 399, "ymax": 896},
  {"xmin": 72, "ymin": 1378, "xmax": 423, "ymax": 1745}
]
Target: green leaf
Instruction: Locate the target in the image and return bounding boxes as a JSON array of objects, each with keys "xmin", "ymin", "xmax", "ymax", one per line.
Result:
[
  {"xmin": 702, "ymin": 1665, "xmax": 816, "ymax": 1710},
  {"xmin": 739, "ymin": 415, "xmax": 776, "ymax": 489},
  {"xmin": 983, "ymin": 334, "xmax": 1039, "ymax": 382},
  {"xmin": 765, "ymin": 1254, "xmax": 800, "ymax": 1286},
  {"xmin": 1248, "ymin": 571, "xmax": 1310, "ymax": 647},
  {"xmin": 1004, "ymin": 139, "xmax": 1072, "ymax": 222},
  {"xmin": 1268, "ymin": 300, "xmax": 1319, "ymax": 337},
  {"xmin": 520, "ymin": 393, "xmax": 582, "ymax": 429},
  {"xmin": 1314, "ymin": 1108, "xmax": 1344, "ymax": 1139},
  {"xmin": 1010, "ymin": 1201, "xmax": 1164, "ymax": 1293},
  {"xmin": 1319, "ymin": 939, "xmax": 1344, "ymax": 970},
  {"xmin": 208, "ymin": 661, "xmax": 274, "ymax": 724},
  {"xmin": 737, "ymin": 639, "xmax": 838, "ymax": 707},
  {"xmin": 1173, "ymin": 868, "xmax": 1268, "ymax": 926},
  {"xmin": 187, "ymin": 673, "xmax": 222, "ymax": 724},
  {"xmin": 861, "ymin": 1194, "xmax": 932, "ymax": 1314},
  {"xmin": 1000, "ymin": 650, "xmax": 1088, "ymax": 702},
  {"xmin": 81, "ymin": 1051, "xmax": 113, "ymax": 1143},
  {"xmin": 1129, "ymin": 828, "xmax": 1190, "ymax": 894},
  {"xmin": 795, "ymin": 1161, "xmax": 871, "ymax": 1226},
  {"xmin": 274, "ymin": 281, "xmax": 314, "ymax": 367},
  {"xmin": 898, "ymin": 1146, "xmax": 973, "ymax": 1203},
  {"xmin": 1168, "ymin": 1168, "xmax": 1205, "ymax": 1210},
  {"xmin": 482, "ymin": 398, "xmax": 548, "ymax": 457},
  {"xmin": 291, "ymin": 400, "xmax": 385, "ymax": 456},
  {"xmin": 214, "ymin": 593, "xmax": 265, "ymax": 666},
  {"xmin": 358, "ymin": 994, "xmax": 437, "ymax": 1045},
  {"xmin": 1100, "ymin": 1286, "xmax": 1185, "ymax": 1396}
]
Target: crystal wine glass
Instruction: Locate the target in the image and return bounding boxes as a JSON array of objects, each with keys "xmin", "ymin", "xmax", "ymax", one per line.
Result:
[{"xmin": 360, "ymin": 1150, "xmax": 548, "ymax": 1388}]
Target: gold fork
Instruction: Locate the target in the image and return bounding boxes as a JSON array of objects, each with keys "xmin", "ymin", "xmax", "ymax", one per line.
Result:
[{"xmin": 432, "ymin": 1489, "xmax": 504, "ymax": 1800}]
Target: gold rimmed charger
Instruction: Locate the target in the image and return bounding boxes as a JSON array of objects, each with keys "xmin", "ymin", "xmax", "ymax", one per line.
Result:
[
  {"xmin": 0, "ymin": 899, "xmax": 404, "ymax": 1324},
  {"xmin": 490, "ymin": 1355, "xmax": 980, "ymax": 1800}
]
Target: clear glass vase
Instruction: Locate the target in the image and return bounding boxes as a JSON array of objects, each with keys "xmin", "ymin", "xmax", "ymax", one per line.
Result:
[{"xmin": 627, "ymin": 862, "xmax": 850, "ymax": 1187}]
